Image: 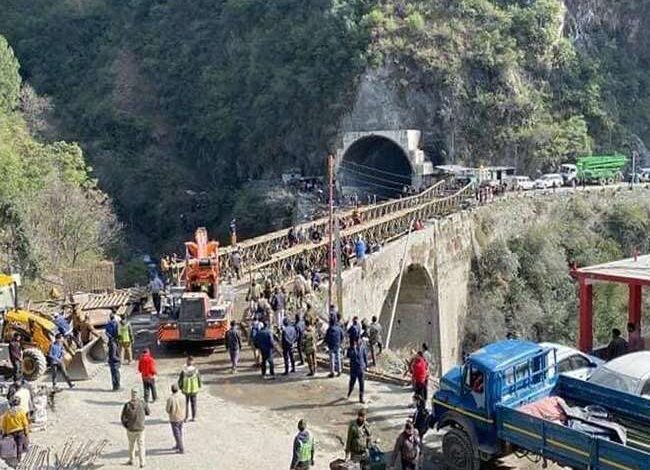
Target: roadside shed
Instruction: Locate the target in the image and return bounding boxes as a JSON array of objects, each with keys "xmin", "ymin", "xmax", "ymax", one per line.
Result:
[{"xmin": 571, "ymin": 254, "xmax": 649, "ymax": 352}]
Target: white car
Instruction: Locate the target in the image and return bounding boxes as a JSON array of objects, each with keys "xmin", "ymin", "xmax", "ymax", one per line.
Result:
[
  {"xmin": 534, "ymin": 174, "xmax": 564, "ymax": 189},
  {"xmin": 587, "ymin": 351, "xmax": 650, "ymax": 398},
  {"xmin": 541, "ymin": 342, "xmax": 603, "ymax": 380}
]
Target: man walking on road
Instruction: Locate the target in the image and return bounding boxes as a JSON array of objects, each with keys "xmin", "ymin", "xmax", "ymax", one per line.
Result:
[
  {"xmin": 290, "ymin": 419, "xmax": 314, "ymax": 470},
  {"xmin": 137, "ymin": 349, "xmax": 157, "ymax": 403},
  {"xmin": 118, "ymin": 317, "xmax": 134, "ymax": 364},
  {"xmin": 226, "ymin": 321, "xmax": 243, "ymax": 373},
  {"xmin": 49, "ymin": 334, "xmax": 74, "ymax": 389},
  {"xmin": 325, "ymin": 319, "xmax": 344, "ymax": 378},
  {"xmin": 347, "ymin": 339, "xmax": 368, "ymax": 404},
  {"xmin": 121, "ymin": 388, "xmax": 150, "ymax": 468},
  {"xmin": 256, "ymin": 322, "xmax": 276, "ymax": 379},
  {"xmin": 282, "ymin": 318, "xmax": 297, "ymax": 375},
  {"xmin": 165, "ymin": 384, "xmax": 185, "ymax": 454},
  {"xmin": 178, "ymin": 356, "xmax": 202, "ymax": 421},
  {"xmin": 390, "ymin": 421, "xmax": 421, "ymax": 470},
  {"xmin": 302, "ymin": 319, "xmax": 318, "ymax": 377},
  {"xmin": 367, "ymin": 316, "xmax": 383, "ymax": 367},
  {"xmin": 345, "ymin": 408, "xmax": 372, "ymax": 470},
  {"xmin": 108, "ymin": 339, "xmax": 121, "ymax": 391}
]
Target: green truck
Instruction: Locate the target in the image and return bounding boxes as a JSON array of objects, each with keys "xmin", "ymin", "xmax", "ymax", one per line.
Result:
[{"xmin": 563, "ymin": 154, "xmax": 627, "ymax": 185}]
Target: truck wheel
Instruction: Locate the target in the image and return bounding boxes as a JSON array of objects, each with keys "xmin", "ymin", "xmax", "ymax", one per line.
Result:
[
  {"xmin": 22, "ymin": 347, "xmax": 47, "ymax": 381},
  {"xmin": 443, "ymin": 428, "xmax": 480, "ymax": 470}
]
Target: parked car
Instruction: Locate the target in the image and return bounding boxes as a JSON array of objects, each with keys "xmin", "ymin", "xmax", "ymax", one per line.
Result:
[
  {"xmin": 587, "ymin": 351, "xmax": 650, "ymax": 398},
  {"xmin": 630, "ymin": 168, "xmax": 650, "ymax": 183},
  {"xmin": 504, "ymin": 175, "xmax": 535, "ymax": 191},
  {"xmin": 540, "ymin": 342, "xmax": 603, "ymax": 380},
  {"xmin": 534, "ymin": 173, "xmax": 564, "ymax": 189}
]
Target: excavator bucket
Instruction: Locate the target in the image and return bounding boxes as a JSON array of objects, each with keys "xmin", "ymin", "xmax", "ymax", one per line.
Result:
[{"xmin": 66, "ymin": 336, "xmax": 107, "ymax": 381}]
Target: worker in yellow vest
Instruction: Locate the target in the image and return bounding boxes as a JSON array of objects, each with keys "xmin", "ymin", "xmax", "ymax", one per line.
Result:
[
  {"xmin": 118, "ymin": 318, "xmax": 134, "ymax": 364},
  {"xmin": 177, "ymin": 356, "xmax": 202, "ymax": 422},
  {"xmin": 290, "ymin": 419, "xmax": 314, "ymax": 470}
]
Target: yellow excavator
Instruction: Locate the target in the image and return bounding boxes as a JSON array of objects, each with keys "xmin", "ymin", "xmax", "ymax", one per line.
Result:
[{"xmin": 0, "ymin": 273, "xmax": 105, "ymax": 381}]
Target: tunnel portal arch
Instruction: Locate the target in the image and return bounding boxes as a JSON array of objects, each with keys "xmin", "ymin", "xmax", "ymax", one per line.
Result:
[
  {"xmin": 338, "ymin": 135, "xmax": 413, "ymax": 199},
  {"xmin": 379, "ymin": 263, "xmax": 441, "ymax": 376}
]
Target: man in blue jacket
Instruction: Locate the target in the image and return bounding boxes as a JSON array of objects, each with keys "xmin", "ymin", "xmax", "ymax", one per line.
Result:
[
  {"xmin": 348, "ymin": 316, "xmax": 361, "ymax": 344},
  {"xmin": 281, "ymin": 318, "xmax": 297, "ymax": 375},
  {"xmin": 49, "ymin": 334, "xmax": 74, "ymax": 389},
  {"xmin": 294, "ymin": 313, "xmax": 305, "ymax": 366},
  {"xmin": 105, "ymin": 312, "xmax": 119, "ymax": 345},
  {"xmin": 347, "ymin": 339, "xmax": 368, "ymax": 404},
  {"xmin": 255, "ymin": 322, "xmax": 275, "ymax": 379},
  {"xmin": 325, "ymin": 319, "xmax": 344, "ymax": 378}
]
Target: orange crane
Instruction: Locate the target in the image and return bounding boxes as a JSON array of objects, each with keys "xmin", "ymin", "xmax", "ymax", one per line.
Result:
[{"xmin": 158, "ymin": 228, "xmax": 232, "ymax": 345}]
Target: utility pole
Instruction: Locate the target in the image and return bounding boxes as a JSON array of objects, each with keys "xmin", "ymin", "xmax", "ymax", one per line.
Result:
[
  {"xmin": 335, "ymin": 216, "xmax": 344, "ymax": 316},
  {"xmin": 385, "ymin": 218, "xmax": 416, "ymax": 350},
  {"xmin": 328, "ymin": 154, "xmax": 335, "ymax": 313},
  {"xmin": 631, "ymin": 151, "xmax": 637, "ymax": 189}
]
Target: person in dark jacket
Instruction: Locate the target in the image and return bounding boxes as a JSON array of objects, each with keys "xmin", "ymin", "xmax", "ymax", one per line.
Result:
[
  {"xmin": 390, "ymin": 421, "xmax": 421, "ymax": 470},
  {"xmin": 347, "ymin": 340, "xmax": 369, "ymax": 403},
  {"xmin": 121, "ymin": 388, "xmax": 150, "ymax": 468},
  {"xmin": 270, "ymin": 287, "xmax": 286, "ymax": 327},
  {"xmin": 348, "ymin": 316, "xmax": 361, "ymax": 344},
  {"xmin": 255, "ymin": 322, "xmax": 275, "ymax": 379},
  {"xmin": 108, "ymin": 339, "xmax": 121, "ymax": 391},
  {"xmin": 8, "ymin": 334, "xmax": 22, "ymax": 380},
  {"xmin": 281, "ymin": 318, "xmax": 297, "ymax": 375},
  {"xmin": 294, "ymin": 313, "xmax": 305, "ymax": 366},
  {"xmin": 105, "ymin": 313, "xmax": 119, "ymax": 344},
  {"xmin": 607, "ymin": 328, "xmax": 628, "ymax": 360},
  {"xmin": 325, "ymin": 319, "xmax": 344, "ymax": 378},
  {"xmin": 226, "ymin": 321, "xmax": 242, "ymax": 373},
  {"xmin": 290, "ymin": 419, "xmax": 314, "ymax": 469}
]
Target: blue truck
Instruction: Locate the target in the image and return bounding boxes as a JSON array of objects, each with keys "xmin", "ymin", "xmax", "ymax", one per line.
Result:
[{"xmin": 431, "ymin": 340, "xmax": 650, "ymax": 470}]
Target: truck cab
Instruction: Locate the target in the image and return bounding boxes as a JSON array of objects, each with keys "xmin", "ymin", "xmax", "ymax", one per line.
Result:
[{"xmin": 432, "ymin": 340, "xmax": 556, "ymax": 469}]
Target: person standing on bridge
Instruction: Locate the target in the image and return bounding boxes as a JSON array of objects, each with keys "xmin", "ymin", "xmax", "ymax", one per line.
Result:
[
  {"xmin": 137, "ymin": 348, "xmax": 158, "ymax": 403},
  {"xmin": 178, "ymin": 356, "xmax": 202, "ymax": 421},
  {"xmin": 325, "ymin": 318, "xmax": 344, "ymax": 378},
  {"xmin": 294, "ymin": 313, "xmax": 305, "ymax": 366},
  {"xmin": 302, "ymin": 319, "xmax": 318, "ymax": 377},
  {"xmin": 226, "ymin": 320, "xmax": 243, "ymax": 373},
  {"xmin": 281, "ymin": 318, "xmax": 297, "ymax": 375},
  {"xmin": 354, "ymin": 236, "xmax": 366, "ymax": 266},
  {"xmin": 347, "ymin": 339, "xmax": 369, "ymax": 404},
  {"xmin": 256, "ymin": 322, "xmax": 276, "ymax": 379},
  {"xmin": 271, "ymin": 286, "xmax": 287, "ymax": 327}
]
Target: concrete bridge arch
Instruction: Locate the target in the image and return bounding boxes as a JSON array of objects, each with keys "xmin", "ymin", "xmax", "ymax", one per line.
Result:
[{"xmin": 339, "ymin": 213, "xmax": 474, "ymax": 377}]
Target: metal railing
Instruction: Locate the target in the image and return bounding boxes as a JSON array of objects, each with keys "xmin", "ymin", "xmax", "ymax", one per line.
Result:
[{"xmin": 219, "ymin": 178, "xmax": 457, "ymax": 275}]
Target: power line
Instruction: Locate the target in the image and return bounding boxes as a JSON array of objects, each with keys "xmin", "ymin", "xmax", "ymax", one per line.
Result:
[
  {"xmin": 338, "ymin": 172, "xmax": 406, "ymax": 192},
  {"xmin": 340, "ymin": 159, "xmax": 413, "ymax": 181},
  {"xmin": 338, "ymin": 163, "xmax": 410, "ymax": 188}
]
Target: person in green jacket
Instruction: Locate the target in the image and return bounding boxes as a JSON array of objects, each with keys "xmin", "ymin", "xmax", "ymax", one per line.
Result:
[
  {"xmin": 301, "ymin": 319, "xmax": 318, "ymax": 377},
  {"xmin": 178, "ymin": 356, "xmax": 201, "ymax": 422},
  {"xmin": 345, "ymin": 408, "xmax": 372, "ymax": 470},
  {"xmin": 117, "ymin": 317, "xmax": 134, "ymax": 364}
]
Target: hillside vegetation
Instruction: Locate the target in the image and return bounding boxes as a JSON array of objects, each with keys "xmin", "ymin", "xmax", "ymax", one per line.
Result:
[
  {"xmin": 466, "ymin": 190, "xmax": 650, "ymax": 351},
  {"xmin": 1, "ymin": 1, "xmax": 650, "ymax": 252},
  {"xmin": 0, "ymin": 36, "xmax": 118, "ymax": 284}
]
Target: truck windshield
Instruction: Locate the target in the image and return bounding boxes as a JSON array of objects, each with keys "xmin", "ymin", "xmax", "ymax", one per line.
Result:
[{"xmin": 180, "ymin": 298, "xmax": 205, "ymax": 322}]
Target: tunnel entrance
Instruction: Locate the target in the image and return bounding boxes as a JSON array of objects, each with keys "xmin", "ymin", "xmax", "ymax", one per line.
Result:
[
  {"xmin": 379, "ymin": 264, "xmax": 440, "ymax": 375},
  {"xmin": 338, "ymin": 135, "xmax": 413, "ymax": 200}
]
